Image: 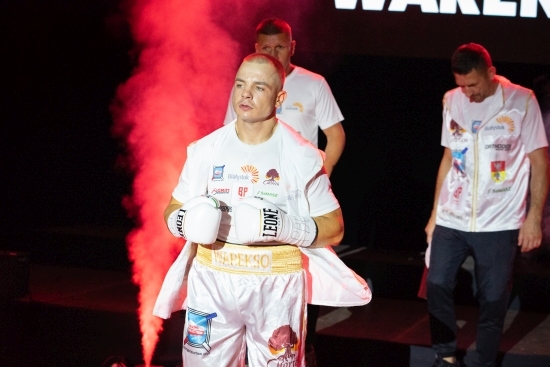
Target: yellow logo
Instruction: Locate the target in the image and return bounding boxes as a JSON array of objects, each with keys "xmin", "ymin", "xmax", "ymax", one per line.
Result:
[
  {"xmin": 292, "ymin": 102, "xmax": 304, "ymax": 113},
  {"xmin": 241, "ymin": 165, "xmax": 259, "ymax": 183},
  {"xmin": 496, "ymin": 116, "xmax": 515, "ymax": 133}
]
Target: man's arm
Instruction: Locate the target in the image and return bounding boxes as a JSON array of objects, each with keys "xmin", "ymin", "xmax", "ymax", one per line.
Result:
[
  {"xmin": 310, "ymin": 207, "xmax": 344, "ymax": 248},
  {"xmin": 425, "ymin": 148, "xmax": 453, "ymax": 245},
  {"xmin": 519, "ymin": 147, "xmax": 549, "ymax": 252},
  {"xmin": 321, "ymin": 122, "xmax": 346, "ymax": 177}
]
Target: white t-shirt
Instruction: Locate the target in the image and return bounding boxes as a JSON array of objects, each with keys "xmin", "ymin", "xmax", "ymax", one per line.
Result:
[
  {"xmin": 224, "ymin": 66, "xmax": 344, "ymax": 147},
  {"xmin": 172, "ymin": 124, "xmax": 340, "ymax": 243}
]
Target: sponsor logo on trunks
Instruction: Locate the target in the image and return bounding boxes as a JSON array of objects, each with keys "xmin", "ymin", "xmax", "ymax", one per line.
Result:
[
  {"xmin": 212, "ymin": 246, "xmax": 273, "ymax": 272},
  {"xmin": 183, "ymin": 308, "xmax": 217, "ymax": 354},
  {"xmin": 258, "ymin": 191, "xmax": 278, "ymax": 198},
  {"xmin": 263, "ymin": 168, "xmax": 280, "ymax": 186},
  {"xmin": 267, "ymin": 325, "xmax": 299, "ymax": 366},
  {"xmin": 485, "ymin": 143, "xmax": 511, "ymax": 151},
  {"xmin": 211, "ymin": 188, "xmax": 230, "ymax": 195},
  {"xmin": 240, "ymin": 165, "xmax": 259, "ymax": 183},
  {"xmin": 471, "ymin": 120, "xmax": 481, "ymax": 133},
  {"xmin": 212, "ymin": 165, "xmax": 225, "ymax": 181},
  {"xmin": 491, "ymin": 161, "xmax": 506, "ymax": 183}
]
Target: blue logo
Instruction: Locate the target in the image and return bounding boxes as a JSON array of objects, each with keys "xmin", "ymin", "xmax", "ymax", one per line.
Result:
[
  {"xmin": 212, "ymin": 165, "xmax": 225, "ymax": 181},
  {"xmin": 184, "ymin": 308, "xmax": 217, "ymax": 352},
  {"xmin": 471, "ymin": 120, "xmax": 481, "ymax": 133}
]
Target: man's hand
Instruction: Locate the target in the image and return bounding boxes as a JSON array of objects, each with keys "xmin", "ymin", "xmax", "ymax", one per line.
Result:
[
  {"xmin": 166, "ymin": 195, "xmax": 221, "ymax": 244},
  {"xmin": 234, "ymin": 196, "xmax": 317, "ymax": 247},
  {"xmin": 518, "ymin": 215, "xmax": 543, "ymax": 252}
]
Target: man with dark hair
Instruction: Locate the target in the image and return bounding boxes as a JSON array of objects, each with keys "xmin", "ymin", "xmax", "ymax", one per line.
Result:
[
  {"xmin": 224, "ymin": 18, "xmax": 345, "ymax": 178},
  {"xmin": 153, "ymin": 53, "xmax": 370, "ymax": 367},
  {"xmin": 424, "ymin": 43, "xmax": 549, "ymax": 367},
  {"xmin": 223, "ymin": 18, "xmax": 346, "ymax": 366}
]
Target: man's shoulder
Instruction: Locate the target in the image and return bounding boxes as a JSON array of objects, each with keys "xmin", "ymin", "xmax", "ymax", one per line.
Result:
[
  {"xmin": 288, "ymin": 66, "xmax": 326, "ymax": 83},
  {"xmin": 189, "ymin": 123, "xmax": 232, "ymax": 149}
]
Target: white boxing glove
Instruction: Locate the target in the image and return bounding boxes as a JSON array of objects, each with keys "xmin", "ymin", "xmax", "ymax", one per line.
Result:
[
  {"xmin": 234, "ymin": 196, "xmax": 317, "ymax": 247},
  {"xmin": 167, "ymin": 195, "xmax": 221, "ymax": 244}
]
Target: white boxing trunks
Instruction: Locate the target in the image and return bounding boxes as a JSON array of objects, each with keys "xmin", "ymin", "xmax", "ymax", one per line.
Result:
[{"xmin": 183, "ymin": 241, "xmax": 307, "ymax": 367}]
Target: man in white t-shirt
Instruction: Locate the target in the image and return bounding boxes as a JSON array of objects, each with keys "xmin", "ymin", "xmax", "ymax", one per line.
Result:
[
  {"xmin": 424, "ymin": 43, "xmax": 549, "ymax": 367},
  {"xmin": 224, "ymin": 18, "xmax": 345, "ymax": 178},
  {"xmin": 155, "ymin": 53, "xmax": 370, "ymax": 367}
]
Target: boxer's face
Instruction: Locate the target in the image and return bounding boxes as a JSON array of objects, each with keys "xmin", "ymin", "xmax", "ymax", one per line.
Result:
[{"xmin": 232, "ymin": 60, "xmax": 286, "ymax": 124}]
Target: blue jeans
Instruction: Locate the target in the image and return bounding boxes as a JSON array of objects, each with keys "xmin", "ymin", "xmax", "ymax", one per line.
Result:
[{"xmin": 427, "ymin": 225, "xmax": 518, "ymax": 367}]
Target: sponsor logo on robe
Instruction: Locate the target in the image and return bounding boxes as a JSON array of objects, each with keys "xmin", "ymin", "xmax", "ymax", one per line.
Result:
[
  {"xmin": 491, "ymin": 161, "xmax": 506, "ymax": 183},
  {"xmin": 212, "ymin": 165, "xmax": 225, "ymax": 181}
]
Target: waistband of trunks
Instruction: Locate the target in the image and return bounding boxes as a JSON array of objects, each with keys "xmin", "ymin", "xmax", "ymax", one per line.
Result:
[{"xmin": 196, "ymin": 241, "xmax": 302, "ymax": 275}]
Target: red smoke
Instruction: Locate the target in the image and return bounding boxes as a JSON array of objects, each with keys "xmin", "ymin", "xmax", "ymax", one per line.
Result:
[
  {"xmin": 111, "ymin": 0, "xmax": 238, "ymax": 365},
  {"xmin": 111, "ymin": 0, "xmax": 309, "ymax": 365}
]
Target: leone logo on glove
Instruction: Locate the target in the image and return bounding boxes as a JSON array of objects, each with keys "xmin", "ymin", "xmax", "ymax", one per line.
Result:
[
  {"xmin": 261, "ymin": 208, "xmax": 280, "ymax": 237},
  {"xmin": 234, "ymin": 196, "xmax": 317, "ymax": 247}
]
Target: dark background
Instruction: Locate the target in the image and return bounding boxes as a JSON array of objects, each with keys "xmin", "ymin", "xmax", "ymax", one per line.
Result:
[{"xmin": 2, "ymin": 0, "xmax": 549, "ymax": 267}]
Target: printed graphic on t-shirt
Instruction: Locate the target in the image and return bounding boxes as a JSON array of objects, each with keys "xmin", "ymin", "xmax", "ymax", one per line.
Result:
[
  {"xmin": 212, "ymin": 165, "xmax": 225, "ymax": 181},
  {"xmin": 263, "ymin": 168, "xmax": 280, "ymax": 186}
]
